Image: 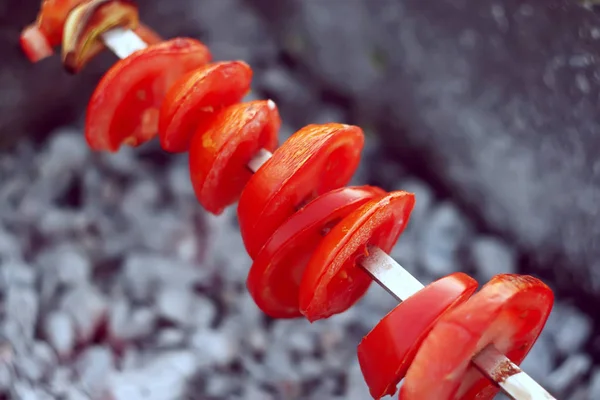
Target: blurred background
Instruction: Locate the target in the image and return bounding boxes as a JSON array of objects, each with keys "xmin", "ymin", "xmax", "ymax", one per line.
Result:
[{"xmin": 1, "ymin": 0, "xmax": 599, "ymax": 399}]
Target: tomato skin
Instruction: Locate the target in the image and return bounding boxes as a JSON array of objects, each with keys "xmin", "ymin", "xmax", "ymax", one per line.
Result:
[
  {"xmin": 237, "ymin": 123, "xmax": 364, "ymax": 259},
  {"xmin": 34, "ymin": 0, "xmax": 88, "ymax": 47},
  {"xmin": 299, "ymin": 190, "xmax": 415, "ymax": 322},
  {"xmin": 189, "ymin": 100, "xmax": 281, "ymax": 215},
  {"xmin": 133, "ymin": 23, "xmax": 162, "ymax": 45},
  {"xmin": 20, "ymin": 24, "xmax": 54, "ymax": 62},
  {"xmin": 85, "ymin": 38, "xmax": 211, "ymax": 152},
  {"xmin": 159, "ymin": 61, "xmax": 253, "ymax": 153},
  {"xmin": 247, "ymin": 186, "xmax": 386, "ymax": 318},
  {"xmin": 401, "ymin": 274, "xmax": 554, "ymax": 400},
  {"xmin": 357, "ymin": 272, "xmax": 478, "ymax": 399}
]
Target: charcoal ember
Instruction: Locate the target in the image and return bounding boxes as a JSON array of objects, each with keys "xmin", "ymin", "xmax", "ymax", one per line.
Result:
[
  {"xmin": 345, "ymin": 360, "xmax": 373, "ymax": 400},
  {"xmin": 519, "ymin": 332, "xmax": 555, "ymax": 384},
  {"xmin": 0, "ymin": 260, "xmax": 35, "ymax": 290},
  {"xmin": 15, "ymin": 341, "xmax": 56, "ymax": 383},
  {"xmin": 469, "ymin": 236, "xmax": 517, "ymax": 282},
  {"xmin": 241, "ymin": 383, "xmax": 274, "ymax": 400},
  {"xmin": 189, "ymin": 328, "xmax": 239, "ymax": 368},
  {"xmin": 42, "ymin": 311, "xmax": 76, "ymax": 360},
  {"xmin": 106, "ymin": 351, "xmax": 199, "ymax": 400},
  {"xmin": 47, "ymin": 367, "xmax": 75, "ymax": 398},
  {"xmin": 419, "ymin": 202, "xmax": 472, "ymax": 277},
  {"xmin": 590, "ymin": 368, "xmax": 600, "ymax": 400},
  {"xmin": 121, "ymin": 253, "xmax": 209, "ymax": 303},
  {"xmin": 545, "ymin": 303, "xmax": 593, "ymax": 356},
  {"xmin": 75, "ymin": 345, "xmax": 115, "ymax": 397},
  {"xmin": 36, "ymin": 244, "xmax": 91, "ymax": 288},
  {"xmin": 108, "ymin": 298, "xmax": 156, "ymax": 346},
  {"xmin": 60, "ymin": 284, "xmax": 107, "ymax": 343},
  {"xmin": 4, "ymin": 286, "xmax": 38, "ymax": 342},
  {"xmin": 155, "ymin": 328, "xmax": 185, "ymax": 348},
  {"xmin": 546, "ymin": 353, "xmax": 592, "ymax": 395},
  {"xmin": 38, "ymin": 208, "xmax": 91, "ymax": 237},
  {"xmin": 11, "ymin": 382, "xmax": 55, "ymax": 400},
  {"xmin": 0, "ymin": 226, "xmax": 23, "ymax": 261},
  {"xmin": 167, "ymin": 157, "xmax": 196, "ymax": 199},
  {"xmin": 155, "ymin": 287, "xmax": 198, "ymax": 326}
]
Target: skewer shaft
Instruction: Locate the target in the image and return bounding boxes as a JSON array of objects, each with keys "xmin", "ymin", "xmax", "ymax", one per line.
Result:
[{"xmin": 100, "ymin": 28, "xmax": 557, "ymax": 400}]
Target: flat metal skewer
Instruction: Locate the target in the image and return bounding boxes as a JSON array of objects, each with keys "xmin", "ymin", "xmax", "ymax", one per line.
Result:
[{"xmin": 99, "ymin": 27, "xmax": 557, "ymax": 400}]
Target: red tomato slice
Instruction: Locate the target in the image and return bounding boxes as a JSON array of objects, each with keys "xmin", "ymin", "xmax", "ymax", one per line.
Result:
[
  {"xmin": 247, "ymin": 186, "xmax": 386, "ymax": 318},
  {"xmin": 237, "ymin": 123, "xmax": 364, "ymax": 259},
  {"xmin": 159, "ymin": 61, "xmax": 253, "ymax": 153},
  {"xmin": 357, "ymin": 272, "xmax": 478, "ymax": 399},
  {"xmin": 401, "ymin": 274, "xmax": 554, "ymax": 400},
  {"xmin": 85, "ymin": 38, "xmax": 211, "ymax": 151},
  {"xmin": 299, "ymin": 191, "xmax": 415, "ymax": 322},
  {"xmin": 134, "ymin": 23, "xmax": 162, "ymax": 45},
  {"xmin": 30, "ymin": 0, "xmax": 88, "ymax": 47},
  {"xmin": 189, "ymin": 100, "xmax": 281, "ymax": 215},
  {"xmin": 20, "ymin": 0, "xmax": 87, "ymax": 61},
  {"xmin": 20, "ymin": 24, "xmax": 54, "ymax": 62}
]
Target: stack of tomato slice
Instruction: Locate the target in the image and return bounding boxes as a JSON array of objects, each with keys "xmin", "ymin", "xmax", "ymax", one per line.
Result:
[{"xmin": 19, "ymin": 2, "xmax": 556, "ymax": 399}]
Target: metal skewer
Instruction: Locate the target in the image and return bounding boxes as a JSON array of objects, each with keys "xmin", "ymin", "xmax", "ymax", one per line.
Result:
[{"xmin": 98, "ymin": 27, "xmax": 557, "ymax": 400}]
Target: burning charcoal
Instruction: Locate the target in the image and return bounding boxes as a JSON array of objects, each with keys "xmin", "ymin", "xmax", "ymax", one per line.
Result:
[
  {"xmin": 546, "ymin": 353, "xmax": 592, "ymax": 394},
  {"xmin": 189, "ymin": 329, "xmax": 239, "ymax": 368},
  {"xmin": 75, "ymin": 345, "xmax": 115, "ymax": 397},
  {"xmin": 5, "ymin": 286, "xmax": 38, "ymax": 341},
  {"xmin": 469, "ymin": 236, "xmax": 517, "ymax": 281},
  {"xmin": 106, "ymin": 351, "xmax": 199, "ymax": 400},
  {"xmin": 419, "ymin": 202, "xmax": 471, "ymax": 277},
  {"xmin": 43, "ymin": 311, "xmax": 76, "ymax": 359},
  {"xmin": 155, "ymin": 286, "xmax": 197, "ymax": 326},
  {"xmin": 36, "ymin": 244, "xmax": 91, "ymax": 287},
  {"xmin": 60, "ymin": 284, "xmax": 107, "ymax": 343}
]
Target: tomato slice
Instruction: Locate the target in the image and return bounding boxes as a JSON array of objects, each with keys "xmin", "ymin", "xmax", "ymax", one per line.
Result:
[
  {"xmin": 247, "ymin": 186, "xmax": 386, "ymax": 318},
  {"xmin": 159, "ymin": 61, "xmax": 253, "ymax": 153},
  {"xmin": 134, "ymin": 23, "xmax": 162, "ymax": 45},
  {"xmin": 237, "ymin": 123, "xmax": 364, "ymax": 259},
  {"xmin": 85, "ymin": 38, "xmax": 211, "ymax": 151},
  {"xmin": 20, "ymin": 24, "xmax": 55, "ymax": 62},
  {"xmin": 28, "ymin": 0, "xmax": 88, "ymax": 48},
  {"xmin": 298, "ymin": 191, "xmax": 415, "ymax": 322},
  {"xmin": 357, "ymin": 273, "xmax": 478, "ymax": 399},
  {"xmin": 189, "ymin": 100, "xmax": 281, "ymax": 215},
  {"xmin": 401, "ymin": 274, "xmax": 554, "ymax": 400}
]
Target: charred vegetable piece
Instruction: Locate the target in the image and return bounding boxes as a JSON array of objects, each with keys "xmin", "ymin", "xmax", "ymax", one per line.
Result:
[{"xmin": 61, "ymin": 0, "xmax": 139, "ymax": 73}]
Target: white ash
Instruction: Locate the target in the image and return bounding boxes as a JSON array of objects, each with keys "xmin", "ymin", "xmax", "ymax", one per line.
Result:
[{"xmin": 0, "ymin": 127, "xmax": 595, "ymax": 400}]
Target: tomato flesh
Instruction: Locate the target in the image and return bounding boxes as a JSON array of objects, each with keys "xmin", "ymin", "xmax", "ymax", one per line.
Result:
[
  {"xmin": 31, "ymin": 0, "xmax": 88, "ymax": 47},
  {"xmin": 401, "ymin": 274, "xmax": 554, "ymax": 400},
  {"xmin": 247, "ymin": 186, "xmax": 385, "ymax": 318},
  {"xmin": 85, "ymin": 38, "xmax": 211, "ymax": 151},
  {"xmin": 357, "ymin": 272, "xmax": 478, "ymax": 399},
  {"xmin": 159, "ymin": 61, "xmax": 253, "ymax": 153},
  {"xmin": 189, "ymin": 100, "xmax": 281, "ymax": 215},
  {"xmin": 237, "ymin": 123, "xmax": 364, "ymax": 259},
  {"xmin": 299, "ymin": 191, "xmax": 415, "ymax": 322},
  {"xmin": 20, "ymin": 24, "xmax": 54, "ymax": 62}
]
